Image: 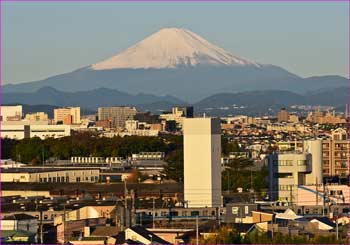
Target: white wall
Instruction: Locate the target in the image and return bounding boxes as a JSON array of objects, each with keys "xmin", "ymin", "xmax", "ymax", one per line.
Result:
[
  {"xmin": 0, "ymin": 105, "xmax": 22, "ymax": 121},
  {"xmin": 184, "ymin": 117, "xmax": 221, "ymax": 208}
]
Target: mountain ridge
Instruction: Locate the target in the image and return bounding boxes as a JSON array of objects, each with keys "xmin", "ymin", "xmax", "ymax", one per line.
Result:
[{"xmin": 3, "ymin": 28, "xmax": 349, "ymax": 101}]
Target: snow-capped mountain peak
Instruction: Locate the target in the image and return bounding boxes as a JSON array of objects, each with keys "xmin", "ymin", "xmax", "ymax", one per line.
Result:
[{"xmin": 91, "ymin": 27, "xmax": 260, "ymax": 70}]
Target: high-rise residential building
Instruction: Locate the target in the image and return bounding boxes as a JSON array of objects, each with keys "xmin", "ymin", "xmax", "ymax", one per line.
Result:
[
  {"xmin": 183, "ymin": 117, "xmax": 221, "ymax": 208},
  {"xmin": 322, "ymin": 128, "xmax": 350, "ymax": 176},
  {"xmin": 54, "ymin": 107, "xmax": 81, "ymax": 124},
  {"xmin": 277, "ymin": 108, "xmax": 290, "ymax": 122},
  {"xmin": 98, "ymin": 106, "xmax": 137, "ymax": 128},
  {"xmin": 25, "ymin": 112, "xmax": 48, "ymax": 121},
  {"xmin": 0, "ymin": 105, "xmax": 22, "ymax": 121}
]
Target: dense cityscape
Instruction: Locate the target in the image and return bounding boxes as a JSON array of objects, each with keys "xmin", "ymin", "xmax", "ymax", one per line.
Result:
[{"xmin": 0, "ymin": 104, "xmax": 349, "ymax": 244}]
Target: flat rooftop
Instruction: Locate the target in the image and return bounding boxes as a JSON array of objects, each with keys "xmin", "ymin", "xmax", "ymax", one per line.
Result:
[{"xmin": 1, "ymin": 168, "xmax": 99, "ymax": 173}]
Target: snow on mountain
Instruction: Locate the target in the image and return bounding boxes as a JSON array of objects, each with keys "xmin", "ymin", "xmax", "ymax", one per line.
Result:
[{"xmin": 91, "ymin": 27, "xmax": 260, "ymax": 70}]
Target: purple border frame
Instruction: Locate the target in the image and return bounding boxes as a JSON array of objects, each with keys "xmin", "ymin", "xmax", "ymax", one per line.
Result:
[{"xmin": 0, "ymin": 1, "xmax": 349, "ymax": 245}]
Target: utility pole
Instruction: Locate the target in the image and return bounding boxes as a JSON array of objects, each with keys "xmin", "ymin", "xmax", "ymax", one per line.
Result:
[
  {"xmin": 152, "ymin": 197, "xmax": 155, "ymax": 229},
  {"xmin": 336, "ymin": 216, "xmax": 339, "ymax": 240},
  {"xmin": 63, "ymin": 204, "xmax": 66, "ymax": 244},
  {"xmin": 196, "ymin": 215, "xmax": 199, "ymax": 245},
  {"xmin": 271, "ymin": 204, "xmax": 274, "ymax": 240},
  {"xmin": 42, "ymin": 146, "xmax": 45, "ymax": 167},
  {"xmin": 39, "ymin": 201, "xmax": 43, "ymax": 244},
  {"xmin": 322, "ymin": 182, "xmax": 325, "ymax": 216},
  {"xmin": 316, "ymin": 177, "xmax": 318, "ymax": 206},
  {"xmin": 124, "ymin": 180, "xmax": 127, "ymax": 229}
]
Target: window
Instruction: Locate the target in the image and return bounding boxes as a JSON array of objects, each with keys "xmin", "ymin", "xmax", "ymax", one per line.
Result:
[
  {"xmin": 53, "ymin": 177, "xmax": 56, "ymax": 182},
  {"xmin": 297, "ymin": 160, "xmax": 306, "ymax": 166},
  {"xmin": 232, "ymin": 207, "xmax": 239, "ymax": 215},
  {"xmin": 182, "ymin": 211, "xmax": 187, "ymax": 217},
  {"xmin": 191, "ymin": 211, "xmax": 200, "ymax": 216},
  {"xmin": 48, "ymin": 177, "xmax": 52, "ymax": 182},
  {"xmin": 245, "ymin": 206, "xmax": 249, "ymax": 214}
]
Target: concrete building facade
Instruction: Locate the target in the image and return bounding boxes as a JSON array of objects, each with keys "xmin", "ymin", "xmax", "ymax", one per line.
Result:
[
  {"xmin": 0, "ymin": 105, "xmax": 22, "ymax": 121},
  {"xmin": 183, "ymin": 117, "xmax": 221, "ymax": 208},
  {"xmin": 54, "ymin": 107, "xmax": 81, "ymax": 124},
  {"xmin": 322, "ymin": 128, "xmax": 350, "ymax": 176},
  {"xmin": 0, "ymin": 123, "xmax": 71, "ymax": 139},
  {"xmin": 98, "ymin": 106, "xmax": 137, "ymax": 128},
  {"xmin": 1, "ymin": 168, "xmax": 100, "ymax": 183},
  {"xmin": 268, "ymin": 152, "xmax": 313, "ymax": 203},
  {"xmin": 24, "ymin": 112, "xmax": 48, "ymax": 121}
]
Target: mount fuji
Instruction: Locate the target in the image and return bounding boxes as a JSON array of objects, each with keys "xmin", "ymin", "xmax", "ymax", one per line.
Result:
[{"xmin": 3, "ymin": 28, "xmax": 348, "ymax": 102}]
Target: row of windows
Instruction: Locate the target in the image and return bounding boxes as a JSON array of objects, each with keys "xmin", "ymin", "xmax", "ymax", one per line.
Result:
[
  {"xmin": 138, "ymin": 210, "xmax": 216, "ymax": 217},
  {"xmin": 273, "ymin": 160, "xmax": 307, "ymax": 166},
  {"xmin": 279, "ymin": 185, "xmax": 294, "ymax": 191},
  {"xmin": 39, "ymin": 176, "xmax": 98, "ymax": 183}
]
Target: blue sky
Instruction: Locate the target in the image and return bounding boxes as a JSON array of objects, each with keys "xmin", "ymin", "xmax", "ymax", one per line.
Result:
[{"xmin": 2, "ymin": 2, "xmax": 349, "ymax": 84}]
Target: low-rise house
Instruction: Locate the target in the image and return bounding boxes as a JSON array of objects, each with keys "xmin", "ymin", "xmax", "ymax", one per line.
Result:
[{"xmin": 125, "ymin": 225, "xmax": 170, "ymax": 244}]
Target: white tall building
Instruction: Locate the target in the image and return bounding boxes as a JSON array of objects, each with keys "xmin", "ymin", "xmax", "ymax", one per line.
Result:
[{"xmin": 183, "ymin": 117, "xmax": 221, "ymax": 208}]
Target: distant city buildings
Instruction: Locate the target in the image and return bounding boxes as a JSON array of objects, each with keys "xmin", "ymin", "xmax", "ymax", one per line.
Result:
[
  {"xmin": 54, "ymin": 107, "xmax": 81, "ymax": 124},
  {"xmin": 0, "ymin": 105, "xmax": 22, "ymax": 121},
  {"xmin": 160, "ymin": 106, "xmax": 193, "ymax": 129},
  {"xmin": 24, "ymin": 112, "xmax": 48, "ymax": 121},
  {"xmin": 277, "ymin": 108, "xmax": 290, "ymax": 122},
  {"xmin": 307, "ymin": 110, "xmax": 346, "ymax": 124},
  {"xmin": 98, "ymin": 106, "xmax": 137, "ymax": 128}
]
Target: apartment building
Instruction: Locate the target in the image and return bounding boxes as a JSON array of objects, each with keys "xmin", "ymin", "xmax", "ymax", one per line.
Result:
[
  {"xmin": 277, "ymin": 128, "xmax": 350, "ymax": 177},
  {"xmin": 98, "ymin": 106, "xmax": 137, "ymax": 128},
  {"xmin": 54, "ymin": 107, "xmax": 81, "ymax": 124},
  {"xmin": 322, "ymin": 128, "xmax": 349, "ymax": 176},
  {"xmin": 277, "ymin": 108, "xmax": 290, "ymax": 122}
]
